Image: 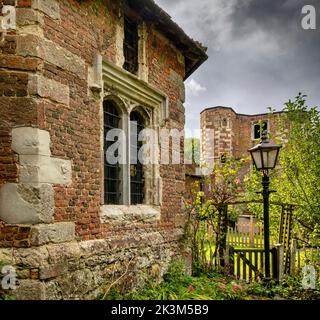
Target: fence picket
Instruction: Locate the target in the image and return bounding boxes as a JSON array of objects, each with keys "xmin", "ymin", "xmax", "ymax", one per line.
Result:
[
  {"xmin": 243, "ymin": 253, "xmax": 247, "ymax": 281},
  {"xmin": 227, "ymin": 225, "xmax": 274, "ymax": 249},
  {"xmin": 237, "ymin": 253, "xmax": 241, "ymax": 279},
  {"xmin": 249, "ymin": 251, "xmax": 253, "ymax": 282},
  {"xmin": 254, "ymin": 251, "xmax": 258, "ymax": 280}
]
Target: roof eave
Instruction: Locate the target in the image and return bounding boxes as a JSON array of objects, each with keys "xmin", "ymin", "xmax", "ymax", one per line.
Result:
[{"xmin": 126, "ymin": 0, "xmax": 208, "ymax": 79}]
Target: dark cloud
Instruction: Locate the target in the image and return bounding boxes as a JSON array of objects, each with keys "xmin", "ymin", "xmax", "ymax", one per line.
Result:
[{"xmin": 156, "ymin": 0, "xmax": 320, "ymax": 137}]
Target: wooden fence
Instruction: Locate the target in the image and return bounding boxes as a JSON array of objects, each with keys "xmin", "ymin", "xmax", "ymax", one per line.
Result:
[
  {"xmin": 290, "ymin": 240, "xmax": 320, "ymax": 274},
  {"xmin": 226, "ymin": 245, "xmax": 282, "ymax": 283},
  {"xmin": 226, "ymin": 240, "xmax": 320, "ymax": 283},
  {"xmin": 227, "ymin": 225, "xmax": 276, "ymax": 248}
]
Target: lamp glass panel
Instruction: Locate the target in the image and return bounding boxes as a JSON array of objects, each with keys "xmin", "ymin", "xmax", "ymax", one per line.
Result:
[
  {"xmin": 251, "ymin": 151, "xmax": 263, "ymax": 170},
  {"xmin": 269, "ymin": 149, "xmax": 279, "ymax": 168},
  {"xmin": 262, "ymin": 149, "xmax": 278, "ymax": 169}
]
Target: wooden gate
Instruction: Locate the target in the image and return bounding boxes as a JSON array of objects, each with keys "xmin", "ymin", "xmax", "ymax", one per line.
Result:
[{"xmin": 227, "ymin": 246, "xmax": 279, "ymax": 283}]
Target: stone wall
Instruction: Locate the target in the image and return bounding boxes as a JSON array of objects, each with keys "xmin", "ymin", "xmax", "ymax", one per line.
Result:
[
  {"xmin": 0, "ymin": 0, "xmax": 192, "ymax": 299},
  {"xmin": 0, "ymin": 227, "xmax": 185, "ymax": 299}
]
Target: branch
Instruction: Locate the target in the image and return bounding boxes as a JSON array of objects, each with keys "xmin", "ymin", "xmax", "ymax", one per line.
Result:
[
  {"xmin": 102, "ymin": 257, "xmax": 134, "ymax": 300},
  {"xmin": 296, "ymin": 218, "xmax": 313, "ymax": 231},
  {"xmin": 293, "ymin": 237, "xmax": 311, "ymax": 246}
]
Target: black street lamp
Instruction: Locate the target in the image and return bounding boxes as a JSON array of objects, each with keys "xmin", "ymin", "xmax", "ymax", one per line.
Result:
[{"xmin": 248, "ymin": 132, "xmax": 282, "ymax": 280}]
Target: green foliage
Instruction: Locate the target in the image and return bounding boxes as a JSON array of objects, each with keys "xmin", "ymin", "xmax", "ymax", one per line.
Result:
[
  {"xmin": 245, "ymin": 94, "xmax": 320, "ymax": 245},
  {"xmin": 279, "ymin": 94, "xmax": 320, "ymax": 244},
  {"xmin": 104, "ymin": 260, "xmax": 320, "ymax": 301},
  {"xmin": 244, "ymin": 169, "xmax": 282, "ymax": 242},
  {"xmin": 108, "ymin": 260, "xmax": 247, "ymax": 300},
  {"xmin": 185, "ymin": 138, "xmax": 200, "ymax": 164},
  {"xmin": 247, "ymin": 275, "xmax": 320, "ymax": 300},
  {"xmin": 185, "ymin": 157, "xmax": 249, "ymax": 274}
]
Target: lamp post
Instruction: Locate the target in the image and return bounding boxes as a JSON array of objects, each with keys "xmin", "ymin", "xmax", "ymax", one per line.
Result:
[{"xmin": 248, "ymin": 132, "xmax": 282, "ymax": 280}]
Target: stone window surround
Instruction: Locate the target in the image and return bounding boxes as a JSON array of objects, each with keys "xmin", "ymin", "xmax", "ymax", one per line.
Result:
[
  {"xmin": 100, "ymin": 59, "xmax": 168, "ymax": 223},
  {"xmin": 251, "ymin": 119, "xmax": 270, "ymax": 141},
  {"xmin": 115, "ymin": 16, "xmax": 148, "ymax": 82}
]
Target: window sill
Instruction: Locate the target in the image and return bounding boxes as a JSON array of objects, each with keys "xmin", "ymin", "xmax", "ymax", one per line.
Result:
[{"xmin": 100, "ymin": 205, "xmax": 160, "ymax": 224}]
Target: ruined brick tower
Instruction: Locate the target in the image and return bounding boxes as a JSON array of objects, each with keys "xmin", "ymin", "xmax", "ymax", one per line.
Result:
[{"xmin": 200, "ymin": 106, "xmax": 284, "ymax": 166}]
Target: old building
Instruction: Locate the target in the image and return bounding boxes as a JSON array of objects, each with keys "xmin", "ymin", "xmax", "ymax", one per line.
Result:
[
  {"xmin": 200, "ymin": 106, "xmax": 285, "ymax": 167},
  {"xmin": 0, "ymin": 0, "xmax": 207, "ymax": 299}
]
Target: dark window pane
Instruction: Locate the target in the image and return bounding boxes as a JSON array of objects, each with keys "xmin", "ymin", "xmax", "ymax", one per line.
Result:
[
  {"xmin": 104, "ymin": 100, "xmax": 121, "ymax": 204},
  {"xmin": 254, "ymin": 124, "xmax": 260, "ymax": 139},
  {"xmin": 262, "ymin": 121, "xmax": 268, "ymax": 133},
  {"xmin": 253, "ymin": 121, "xmax": 268, "ymax": 140},
  {"xmin": 130, "ymin": 111, "xmax": 145, "ymax": 204},
  {"xmin": 123, "ymin": 16, "xmax": 139, "ymax": 75}
]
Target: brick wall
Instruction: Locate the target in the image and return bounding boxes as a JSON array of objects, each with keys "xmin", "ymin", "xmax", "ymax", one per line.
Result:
[
  {"xmin": 0, "ymin": 0, "xmax": 188, "ymax": 240},
  {"xmin": 0, "ymin": 3, "xmax": 45, "ymax": 188},
  {"xmin": 0, "ymin": 0, "xmax": 195, "ymax": 299},
  {"xmin": 201, "ymin": 107, "xmax": 284, "ymax": 164}
]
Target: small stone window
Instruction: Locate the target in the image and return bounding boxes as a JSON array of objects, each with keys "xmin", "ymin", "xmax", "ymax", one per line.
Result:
[
  {"xmin": 123, "ymin": 15, "xmax": 139, "ymax": 75},
  {"xmin": 253, "ymin": 121, "xmax": 268, "ymax": 140},
  {"xmin": 220, "ymin": 154, "xmax": 227, "ymax": 164},
  {"xmin": 222, "ymin": 118, "xmax": 228, "ymax": 127}
]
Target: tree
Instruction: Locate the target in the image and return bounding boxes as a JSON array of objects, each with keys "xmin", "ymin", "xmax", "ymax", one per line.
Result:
[
  {"xmin": 245, "ymin": 94, "xmax": 320, "ymax": 245},
  {"xmin": 278, "ymin": 94, "xmax": 320, "ymax": 244},
  {"xmin": 185, "ymin": 138, "xmax": 200, "ymax": 164}
]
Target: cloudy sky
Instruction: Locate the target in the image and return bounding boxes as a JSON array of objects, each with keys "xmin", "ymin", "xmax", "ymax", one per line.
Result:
[{"xmin": 156, "ymin": 0, "xmax": 320, "ymax": 137}]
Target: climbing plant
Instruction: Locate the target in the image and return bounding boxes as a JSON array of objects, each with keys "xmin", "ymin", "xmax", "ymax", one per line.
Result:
[{"xmin": 185, "ymin": 157, "xmax": 249, "ymax": 275}]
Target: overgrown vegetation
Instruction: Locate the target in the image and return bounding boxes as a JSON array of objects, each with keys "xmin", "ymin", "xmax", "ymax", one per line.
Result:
[
  {"xmin": 106, "ymin": 260, "xmax": 248, "ymax": 300},
  {"xmin": 105, "ymin": 260, "xmax": 320, "ymax": 300},
  {"xmin": 184, "ymin": 158, "xmax": 248, "ymax": 275},
  {"xmin": 176, "ymin": 94, "xmax": 320, "ymax": 300},
  {"xmin": 247, "ymin": 275, "xmax": 320, "ymax": 300}
]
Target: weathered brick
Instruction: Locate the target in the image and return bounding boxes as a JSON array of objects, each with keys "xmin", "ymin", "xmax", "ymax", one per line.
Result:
[
  {"xmin": 0, "ymin": 55, "xmax": 42, "ymax": 71},
  {"xmin": 16, "ymin": 35, "xmax": 86, "ymax": 79}
]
